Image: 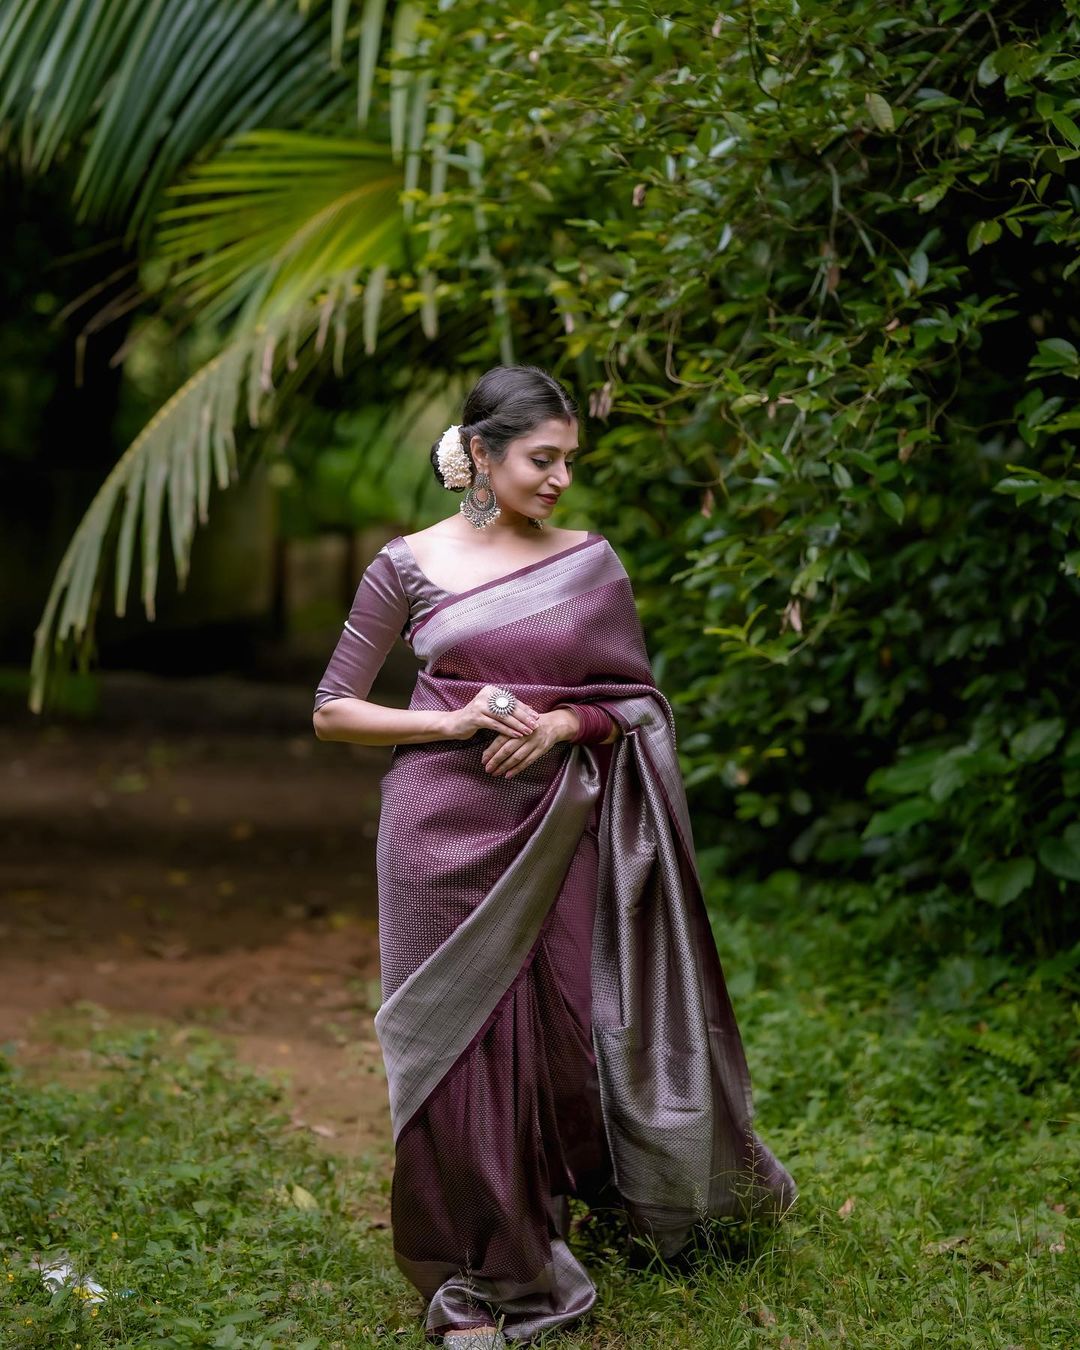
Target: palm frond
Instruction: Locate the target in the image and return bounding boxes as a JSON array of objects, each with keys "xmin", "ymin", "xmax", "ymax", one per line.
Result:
[
  {"xmin": 20, "ymin": 0, "xmax": 518, "ymax": 713},
  {"xmin": 355, "ymin": 0, "xmax": 390, "ymax": 129},
  {"xmin": 387, "ymin": 1, "xmax": 423, "ymax": 161},
  {"xmin": 28, "ymin": 259, "xmax": 467, "ymax": 715},
  {"xmin": 30, "ymin": 294, "xmax": 338, "ymax": 715},
  {"xmin": 154, "ymin": 130, "xmax": 407, "ymax": 330},
  {"xmin": 0, "ymin": 0, "xmax": 348, "ymax": 241}
]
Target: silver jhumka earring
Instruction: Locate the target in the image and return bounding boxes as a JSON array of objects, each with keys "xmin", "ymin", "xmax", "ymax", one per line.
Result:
[{"xmin": 459, "ymin": 468, "xmax": 501, "ymax": 530}]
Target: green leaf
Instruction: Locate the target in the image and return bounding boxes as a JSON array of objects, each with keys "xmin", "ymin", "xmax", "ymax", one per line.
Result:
[
  {"xmin": 846, "ymin": 549, "xmax": 871, "ymax": 581},
  {"xmin": 29, "ymin": 297, "xmax": 368, "ymax": 714},
  {"xmin": 0, "ymin": 0, "xmax": 351, "ymax": 243},
  {"xmin": 1009, "ymin": 718, "xmax": 1065, "ymax": 762},
  {"xmin": 1050, "ymin": 110, "xmax": 1080, "ymax": 147},
  {"xmin": 916, "ymin": 181, "xmax": 949, "ymax": 213},
  {"xmin": 866, "ymin": 92, "xmax": 894, "ymax": 133},
  {"xmin": 863, "ymin": 797, "xmax": 936, "ymax": 838},
  {"xmin": 966, "ymin": 218, "xmax": 1003, "ymax": 253},
  {"xmin": 1040, "ymin": 337, "xmax": 1078, "ymax": 359},
  {"xmin": 877, "ymin": 490, "xmax": 905, "ymax": 523},
  {"xmin": 1028, "ymin": 338, "xmax": 1080, "ymax": 376},
  {"xmin": 976, "ymin": 52, "xmax": 1000, "ymax": 86},
  {"xmin": 219, "ymin": 1308, "xmax": 267, "ymax": 1325},
  {"xmin": 1038, "ymin": 834, "xmax": 1080, "ymax": 882},
  {"xmin": 831, "ymin": 461, "xmax": 853, "ymax": 489},
  {"xmin": 972, "ymin": 857, "xmax": 1035, "ymax": 907},
  {"xmin": 869, "ymin": 751, "xmax": 938, "ymax": 796}
]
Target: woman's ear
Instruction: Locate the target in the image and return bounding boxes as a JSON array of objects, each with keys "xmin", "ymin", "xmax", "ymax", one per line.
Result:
[{"xmin": 469, "ymin": 434, "xmax": 488, "ymax": 475}]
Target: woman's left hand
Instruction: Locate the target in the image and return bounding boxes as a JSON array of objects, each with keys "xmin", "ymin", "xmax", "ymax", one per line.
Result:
[{"xmin": 481, "ymin": 709, "xmax": 577, "ymax": 778}]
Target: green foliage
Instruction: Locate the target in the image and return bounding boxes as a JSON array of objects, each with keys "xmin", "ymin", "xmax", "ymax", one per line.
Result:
[
  {"xmin": 0, "ymin": 1028, "xmax": 406, "ymax": 1348},
  {"xmin": 405, "ymin": 0, "xmax": 1080, "ymax": 956},
  {"xmin": 11, "ymin": 0, "xmax": 1080, "ymax": 954},
  {"xmin": 0, "ymin": 0, "xmax": 347, "ymax": 242}
]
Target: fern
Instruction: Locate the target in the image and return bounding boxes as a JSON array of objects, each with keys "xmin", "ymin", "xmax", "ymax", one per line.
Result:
[{"xmin": 963, "ymin": 1027, "xmax": 1040, "ymax": 1072}]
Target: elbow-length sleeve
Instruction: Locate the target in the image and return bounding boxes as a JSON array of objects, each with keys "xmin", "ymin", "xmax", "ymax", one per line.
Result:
[{"xmin": 313, "ymin": 548, "xmax": 409, "ymax": 712}]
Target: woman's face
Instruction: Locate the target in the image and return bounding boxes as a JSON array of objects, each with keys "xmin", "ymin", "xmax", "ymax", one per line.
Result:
[{"xmin": 471, "ymin": 418, "xmax": 579, "ymax": 522}]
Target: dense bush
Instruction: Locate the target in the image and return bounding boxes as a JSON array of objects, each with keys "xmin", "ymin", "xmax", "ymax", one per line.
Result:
[{"xmin": 410, "ymin": 0, "xmax": 1080, "ymax": 957}]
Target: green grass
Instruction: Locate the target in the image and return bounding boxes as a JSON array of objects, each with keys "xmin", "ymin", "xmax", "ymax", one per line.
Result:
[{"xmin": 1, "ymin": 882, "xmax": 1077, "ymax": 1348}]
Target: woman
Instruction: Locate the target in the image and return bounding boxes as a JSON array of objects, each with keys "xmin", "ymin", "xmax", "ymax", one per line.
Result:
[{"xmin": 312, "ymin": 365, "xmax": 796, "ymax": 1347}]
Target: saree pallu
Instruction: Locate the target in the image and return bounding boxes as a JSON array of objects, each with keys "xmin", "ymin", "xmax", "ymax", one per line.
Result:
[{"xmin": 315, "ymin": 532, "xmax": 796, "ymax": 1343}]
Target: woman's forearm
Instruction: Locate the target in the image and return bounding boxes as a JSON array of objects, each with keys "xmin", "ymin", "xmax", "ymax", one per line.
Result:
[
  {"xmin": 313, "ymin": 698, "xmax": 453, "ymax": 746},
  {"xmin": 314, "ymin": 698, "xmax": 622, "ymax": 748}
]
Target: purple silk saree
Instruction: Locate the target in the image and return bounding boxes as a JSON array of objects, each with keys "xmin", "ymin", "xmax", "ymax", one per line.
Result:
[{"xmin": 314, "ymin": 530, "xmax": 796, "ymax": 1343}]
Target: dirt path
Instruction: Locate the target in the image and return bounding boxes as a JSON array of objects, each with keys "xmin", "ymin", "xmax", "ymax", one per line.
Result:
[{"xmin": 1, "ymin": 682, "xmax": 398, "ymax": 1165}]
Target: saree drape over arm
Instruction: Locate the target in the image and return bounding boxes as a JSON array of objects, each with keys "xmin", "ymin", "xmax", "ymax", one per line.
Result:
[{"xmin": 314, "ymin": 531, "xmax": 796, "ymax": 1344}]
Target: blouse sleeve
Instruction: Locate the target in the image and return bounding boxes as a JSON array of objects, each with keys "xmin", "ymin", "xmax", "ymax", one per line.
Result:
[{"xmin": 313, "ymin": 549, "xmax": 409, "ymax": 712}]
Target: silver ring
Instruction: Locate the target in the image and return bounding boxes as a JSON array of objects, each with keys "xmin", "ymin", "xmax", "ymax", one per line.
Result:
[{"xmin": 488, "ymin": 686, "xmax": 517, "ymax": 718}]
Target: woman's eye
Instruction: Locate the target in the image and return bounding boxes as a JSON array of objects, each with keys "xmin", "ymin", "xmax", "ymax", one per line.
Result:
[{"xmin": 531, "ymin": 458, "xmax": 549, "ymax": 468}]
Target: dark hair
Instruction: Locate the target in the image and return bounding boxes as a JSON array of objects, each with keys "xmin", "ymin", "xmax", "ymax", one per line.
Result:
[{"xmin": 429, "ymin": 364, "xmax": 580, "ymax": 491}]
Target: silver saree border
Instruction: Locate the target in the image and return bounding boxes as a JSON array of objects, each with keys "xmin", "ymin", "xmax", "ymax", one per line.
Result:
[
  {"xmin": 592, "ymin": 698, "xmax": 798, "ymax": 1256},
  {"xmin": 410, "ymin": 539, "xmax": 623, "ymax": 665},
  {"xmin": 373, "ymin": 741, "xmax": 602, "ymax": 1140}
]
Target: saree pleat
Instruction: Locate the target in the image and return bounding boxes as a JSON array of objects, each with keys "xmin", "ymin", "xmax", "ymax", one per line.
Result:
[
  {"xmin": 391, "ymin": 818, "xmax": 614, "ymax": 1338},
  {"xmin": 314, "ymin": 532, "xmax": 796, "ymax": 1343}
]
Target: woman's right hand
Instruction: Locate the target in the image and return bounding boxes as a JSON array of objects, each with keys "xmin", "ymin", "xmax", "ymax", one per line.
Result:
[{"xmin": 445, "ymin": 685, "xmax": 541, "ymax": 741}]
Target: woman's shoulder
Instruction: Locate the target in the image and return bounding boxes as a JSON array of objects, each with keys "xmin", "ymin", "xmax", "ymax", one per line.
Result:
[
  {"xmin": 399, "ymin": 523, "xmax": 597, "ymax": 543},
  {"xmin": 398, "ymin": 522, "xmax": 444, "ymax": 548},
  {"xmin": 395, "ymin": 524, "xmax": 600, "ymax": 558}
]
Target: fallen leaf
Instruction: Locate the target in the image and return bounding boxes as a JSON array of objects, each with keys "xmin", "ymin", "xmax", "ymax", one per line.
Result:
[{"xmin": 289, "ymin": 1184, "xmax": 319, "ymax": 1211}]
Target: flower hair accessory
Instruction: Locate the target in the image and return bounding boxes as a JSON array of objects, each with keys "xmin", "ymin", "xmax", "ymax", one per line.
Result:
[{"xmin": 436, "ymin": 423, "xmax": 473, "ymax": 490}]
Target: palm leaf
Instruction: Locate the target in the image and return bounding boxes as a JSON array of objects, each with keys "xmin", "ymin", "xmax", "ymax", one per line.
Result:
[
  {"xmin": 355, "ymin": 0, "xmax": 390, "ymax": 128},
  {"xmin": 29, "ymin": 284, "xmax": 398, "ymax": 715},
  {"xmin": 22, "ymin": 0, "xmax": 519, "ymax": 710},
  {"xmin": 154, "ymin": 130, "xmax": 407, "ymax": 330},
  {"xmin": 0, "ymin": 0, "xmax": 348, "ymax": 241},
  {"xmin": 28, "ymin": 251, "xmax": 490, "ymax": 714}
]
